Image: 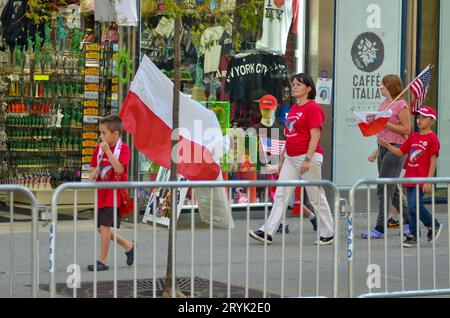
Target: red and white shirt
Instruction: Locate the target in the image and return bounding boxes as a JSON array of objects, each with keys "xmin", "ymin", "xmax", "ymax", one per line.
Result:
[
  {"xmin": 90, "ymin": 140, "xmax": 130, "ymax": 208},
  {"xmin": 284, "ymin": 100, "xmax": 324, "ymax": 157},
  {"xmin": 400, "ymin": 132, "xmax": 440, "ymax": 188},
  {"xmin": 376, "ymin": 99, "xmax": 410, "ymax": 145}
]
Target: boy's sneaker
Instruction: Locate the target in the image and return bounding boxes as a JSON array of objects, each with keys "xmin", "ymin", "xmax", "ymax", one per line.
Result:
[
  {"xmin": 310, "ymin": 216, "xmax": 318, "ymax": 232},
  {"xmin": 87, "ymin": 260, "xmax": 109, "ymax": 271},
  {"xmin": 249, "ymin": 230, "xmax": 273, "ymax": 245},
  {"xmin": 276, "ymin": 224, "xmax": 290, "ymax": 234},
  {"xmin": 315, "ymin": 236, "xmax": 334, "ymax": 246},
  {"xmin": 360, "ymin": 229, "xmax": 384, "ymax": 239},
  {"xmin": 427, "ymin": 224, "xmax": 442, "ymax": 243},
  {"xmin": 125, "ymin": 242, "xmax": 134, "ymax": 266},
  {"xmin": 403, "ymin": 235, "xmax": 417, "ymax": 248},
  {"xmin": 387, "ymin": 217, "xmax": 400, "ymax": 228}
]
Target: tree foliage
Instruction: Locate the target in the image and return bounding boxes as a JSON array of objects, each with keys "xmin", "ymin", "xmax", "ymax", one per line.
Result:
[{"xmin": 26, "ymin": 0, "xmax": 84, "ymax": 25}]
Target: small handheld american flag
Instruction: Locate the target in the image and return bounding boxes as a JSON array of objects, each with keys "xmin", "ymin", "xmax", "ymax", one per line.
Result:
[
  {"xmin": 409, "ymin": 65, "xmax": 432, "ymax": 114},
  {"xmin": 259, "ymin": 137, "xmax": 285, "ymax": 164}
]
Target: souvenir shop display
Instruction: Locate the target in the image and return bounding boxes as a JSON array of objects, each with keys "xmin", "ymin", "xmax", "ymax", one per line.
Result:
[{"xmin": 0, "ymin": 12, "xmax": 85, "ymax": 189}]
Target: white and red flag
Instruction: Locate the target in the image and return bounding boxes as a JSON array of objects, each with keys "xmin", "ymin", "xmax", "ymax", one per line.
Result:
[
  {"xmin": 119, "ymin": 55, "xmax": 226, "ymax": 181},
  {"xmin": 354, "ymin": 110, "xmax": 392, "ymax": 137}
]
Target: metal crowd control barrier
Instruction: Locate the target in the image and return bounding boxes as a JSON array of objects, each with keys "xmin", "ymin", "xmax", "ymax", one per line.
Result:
[
  {"xmin": 50, "ymin": 180, "xmax": 341, "ymax": 298},
  {"xmin": 349, "ymin": 178, "xmax": 450, "ymax": 298},
  {"xmin": 0, "ymin": 185, "xmax": 38, "ymax": 298}
]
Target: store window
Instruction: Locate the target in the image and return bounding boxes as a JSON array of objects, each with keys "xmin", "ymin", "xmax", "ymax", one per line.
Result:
[
  {"xmin": 0, "ymin": 1, "xmax": 87, "ymax": 190},
  {"xmin": 0, "ymin": 1, "xmax": 129, "ymax": 207},
  {"xmin": 138, "ymin": 1, "xmax": 303, "ymax": 213}
]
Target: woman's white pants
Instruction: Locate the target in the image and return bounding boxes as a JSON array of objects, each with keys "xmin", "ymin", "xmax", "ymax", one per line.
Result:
[{"xmin": 258, "ymin": 153, "xmax": 334, "ymax": 238}]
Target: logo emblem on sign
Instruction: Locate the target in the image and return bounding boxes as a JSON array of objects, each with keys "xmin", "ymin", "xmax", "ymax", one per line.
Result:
[{"xmin": 351, "ymin": 32, "xmax": 385, "ymax": 73}]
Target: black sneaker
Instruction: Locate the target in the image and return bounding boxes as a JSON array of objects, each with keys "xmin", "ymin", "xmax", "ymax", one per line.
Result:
[
  {"xmin": 387, "ymin": 217, "xmax": 400, "ymax": 228},
  {"xmin": 427, "ymin": 224, "xmax": 442, "ymax": 243},
  {"xmin": 249, "ymin": 230, "xmax": 273, "ymax": 245},
  {"xmin": 276, "ymin": 224, "xmax": 290, "ymax": 234},
  {"xmin": 314, "ymin": 236, "xmax": 334, "ymax": 245},
  {"xmin": 125, "ymin": 242, "xmax": 134, "ymax": 266},
  {"xmin": 403, "ymin": 235, "xmax": 417, "ymax": 248},
  {"xmin": 310, "ymin": 216, "xmax": 318, "ymax": 232}
]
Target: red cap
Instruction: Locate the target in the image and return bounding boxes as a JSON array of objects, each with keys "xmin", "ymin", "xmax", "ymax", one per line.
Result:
[
  {"xmin": 417, "ymin": 106, "xmax": 437, "ymax": 120},
  {"xmin": 259, "ymin": 95, "xmax": 278, "ymax": 110}
]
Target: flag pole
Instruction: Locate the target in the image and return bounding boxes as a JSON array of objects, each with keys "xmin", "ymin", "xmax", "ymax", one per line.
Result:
[{"xmin": 385, "ymin": 64, "xmax": 432, "ymax": 111}]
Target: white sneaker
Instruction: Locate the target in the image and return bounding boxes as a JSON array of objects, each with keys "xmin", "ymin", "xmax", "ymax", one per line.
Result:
[{"xmin": 314, "ymin": 236, "xmax": 334, "ymax": 246}]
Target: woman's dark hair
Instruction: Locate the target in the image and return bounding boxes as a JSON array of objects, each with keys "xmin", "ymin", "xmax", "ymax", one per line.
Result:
[{"xmin": 292, "ymin": 73, "xmax": 316, "ymax": 100}]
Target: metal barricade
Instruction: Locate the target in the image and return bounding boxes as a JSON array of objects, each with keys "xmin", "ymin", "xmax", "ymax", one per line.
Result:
[
  {"xmin": 349, "ymin": 178, "xmax": 450, "ymax": 298},
  {"xmin": 50, "ymin": 180, "xmax": 341, "ymax": 298},
  {"xmin": 0, "ymin": 185, "xmax": 38, "ymax": 298}
]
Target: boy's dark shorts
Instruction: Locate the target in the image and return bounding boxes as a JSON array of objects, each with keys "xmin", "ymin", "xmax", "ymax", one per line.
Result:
[{"xmin": 97, "ymin": 207, "xmax": 121, "ymax": 228}]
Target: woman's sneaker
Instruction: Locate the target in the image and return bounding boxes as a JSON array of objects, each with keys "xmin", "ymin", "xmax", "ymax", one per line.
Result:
[
  {"xmin": 403, "ymin": 224, "xmax": 411, "ymax": 237},
  {"xmin": 427, "ymin": 224, "xmax": 442, "ymax": 243},
  {"xmin": 314, "ymin": 236, "xmax": 334, "ymax": 245},
  {"xmin": 361, "ymin": 229, "xmax": 384, "ymax": 239},
  {"xmin": 403, "ymin": 235, "xmax": 417, "ymax": 248},
  {"xmin": 387, "ymin": 217, "xmax": 400, "ymax": 228},
  {"xmin": 249, "ymin": 230, "xmax": 273, "ymax": 245}
]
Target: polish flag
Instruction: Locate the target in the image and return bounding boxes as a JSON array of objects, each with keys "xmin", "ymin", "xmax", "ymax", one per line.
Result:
[
  {"xmin": 354, "ymin": 110, "xmax": 392, "ymax": 137},
  {"xmin": 119, "ymin": 55, "xmax": 226, "ymax": 180}
]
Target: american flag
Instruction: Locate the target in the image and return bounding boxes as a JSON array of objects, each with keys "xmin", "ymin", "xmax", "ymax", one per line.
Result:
[
  {"xmin": 260, "ymin": 137, "xmax": 285, "ymax": 156},
  {"xmin": 409, "ymin": 65, "xmax": 432, "ymax": 114}
]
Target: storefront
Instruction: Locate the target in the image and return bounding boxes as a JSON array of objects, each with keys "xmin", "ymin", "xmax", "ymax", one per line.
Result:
[
  {"xmin": 134, "ymin": 0, "xmax": 446, "ymax": 218},
  {"xmin": 0, "ymin": 0, "xmax": 136, "ymax": 206},
  {"xmin": 137, "ymin": 0, "xmax": 307, "ymax": 213},
  {"xmin": 0, "ymin": 0, "xmax": 446, "ymax": 208}
]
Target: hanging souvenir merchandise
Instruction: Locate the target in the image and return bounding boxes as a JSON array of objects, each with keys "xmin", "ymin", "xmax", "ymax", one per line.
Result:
[
  {"xmin": 0, "ymin": 15, "xmax": 85, "ymax": 189},
  {"xmin": 0, "ymin": 1, "xmax": 92, "ymax": 191},
  {"xmin": 256, "ymin": 0, "xmax": 300, "ymax": 55}
]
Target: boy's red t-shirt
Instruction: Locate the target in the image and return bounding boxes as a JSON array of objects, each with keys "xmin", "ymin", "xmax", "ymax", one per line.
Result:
[
  {"xmin": 400, "ymin": 132, "xmax": 440, "ymax": 188},
  {"xmin": 284, "ymin": 100, "xmax": 324, "ymax": 157},
  {"xmin": 90, "ymin": 142, "xmax": 131, "ymax": 208}
]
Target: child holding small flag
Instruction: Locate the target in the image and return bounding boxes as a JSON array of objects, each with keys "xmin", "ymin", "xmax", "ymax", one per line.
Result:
[
  {"xmin": 378, "ymin": 106, "xmax": 442, "ymax": 247},
  {"xmin": 361, "ymin": 75, "xmax": 411, "ymax": 239}
]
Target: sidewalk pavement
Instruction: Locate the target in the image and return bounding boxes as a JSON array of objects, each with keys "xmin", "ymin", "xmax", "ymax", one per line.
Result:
[{"xmin": 1, "ymin": 207, "xmax": 449, "ymax": 298}]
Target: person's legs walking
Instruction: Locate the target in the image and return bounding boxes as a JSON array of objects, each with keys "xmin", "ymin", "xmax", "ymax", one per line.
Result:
[
  {"xmin": 259, "ymin": 157, "xmax": 299, "ymax": 236},
  {"xmin": 250, "ymin": 156, "xmax": 300, "ymax": 243},
  {"xmin": 406, "ymin": 187, "xmax": 419, "ymax": 237},
  {"xmin": 302, "ymin": 154, "xmax": 334, "ymax": 240},
  {"xmin": 375, "ymin": 148, "xmax": 404, "ymax": 233},
  {"xmin": 99, "ymin": 225, "xmax": 111, "ymax": 265}
]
